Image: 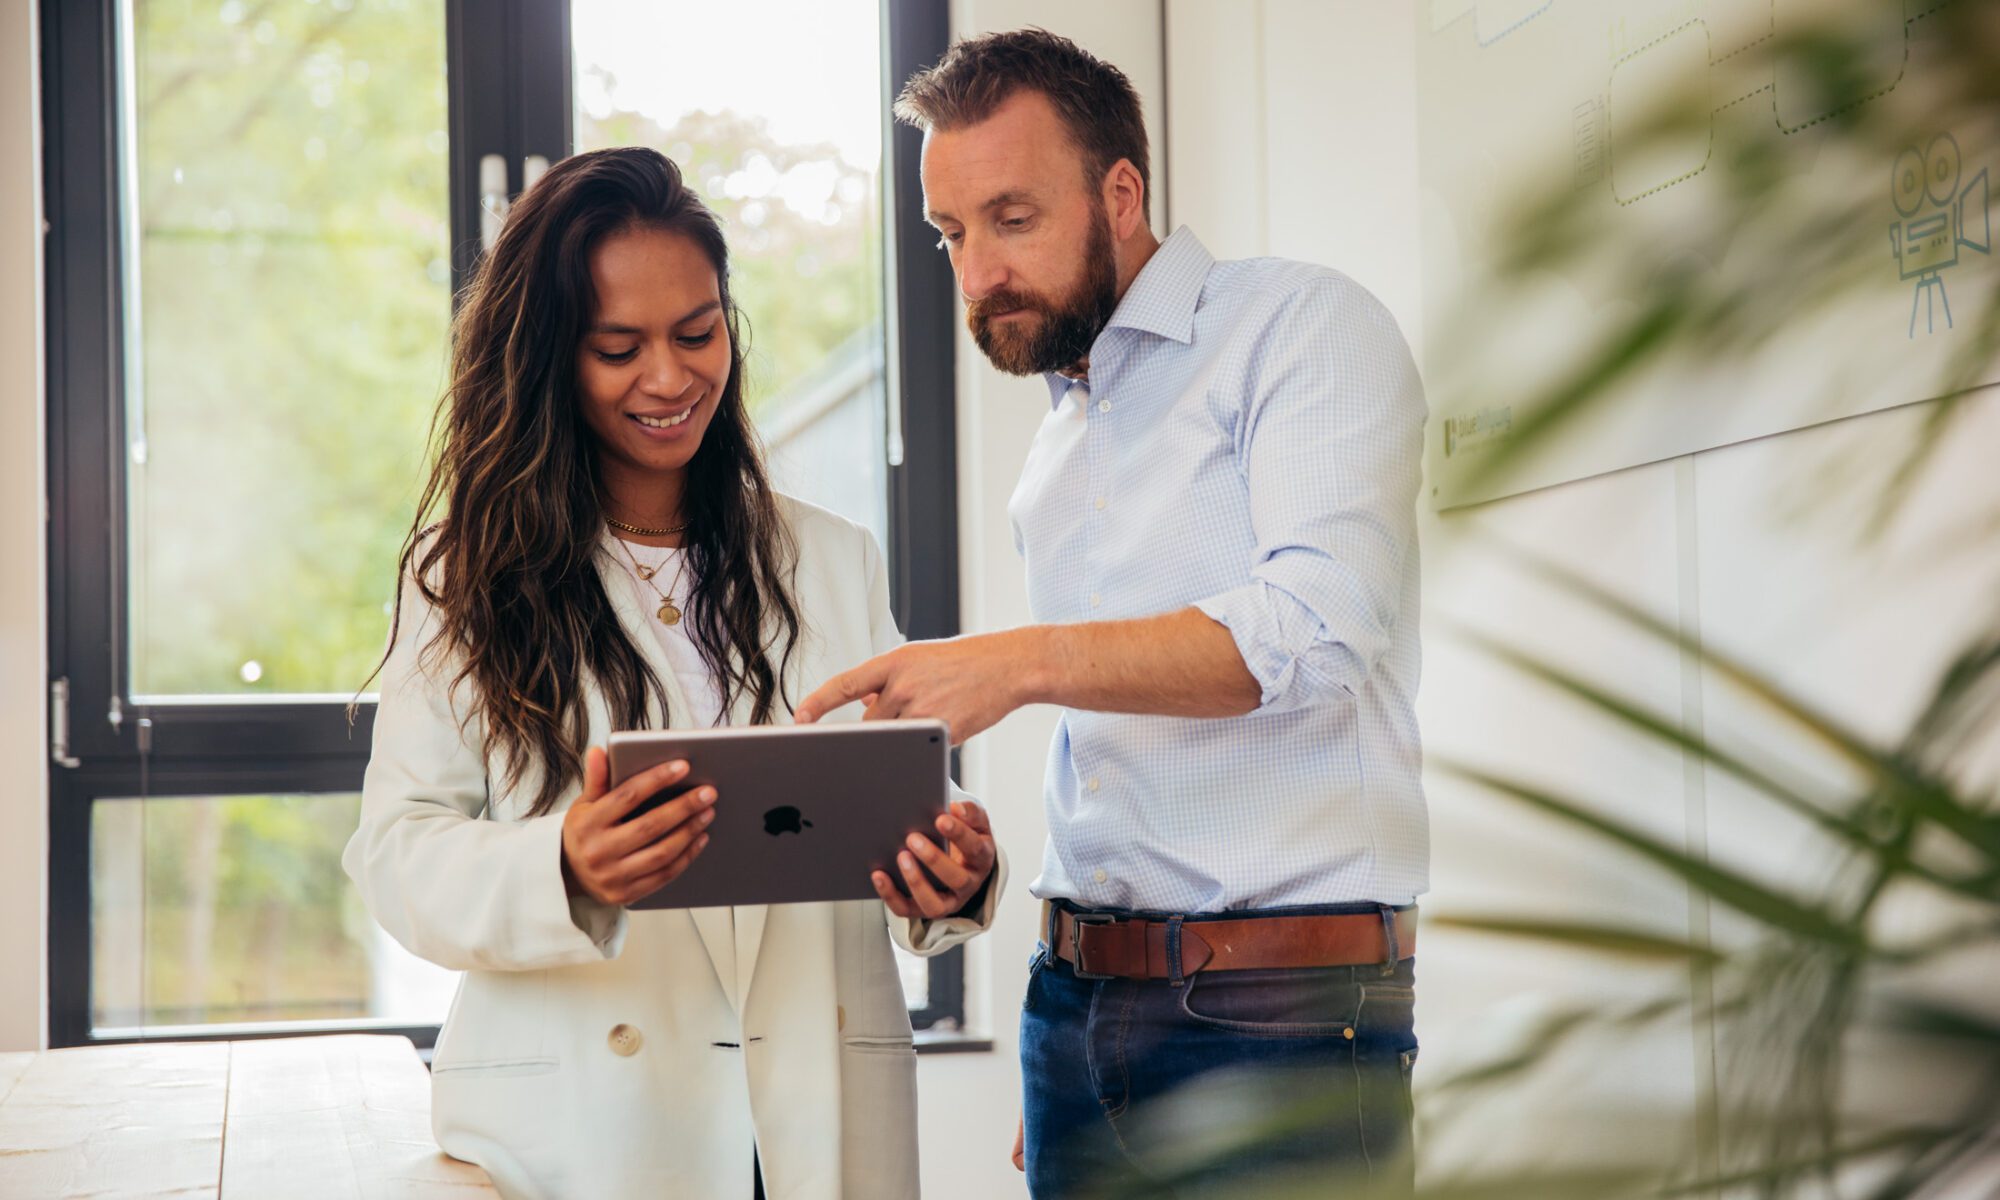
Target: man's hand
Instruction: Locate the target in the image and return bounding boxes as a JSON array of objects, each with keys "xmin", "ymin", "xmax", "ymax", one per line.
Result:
[
  {"xmin": 794, "ymin": 630, "xmax": 1046, "ymax": 745},
  {"xmin": 871, "ymin": 799, "xmax": 998, "ymax": 920},
  {"xmin": 1013, "ymin": 1112, "xmax": 1026, "ymax": 1172}
]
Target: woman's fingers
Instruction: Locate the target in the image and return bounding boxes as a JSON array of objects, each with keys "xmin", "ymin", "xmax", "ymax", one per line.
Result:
[
  {"xmin": 616, "ymin": 833, "xmax": 712, "ymax": 905},
  {"xmin": 871, "ymin": 869, "xmax": 917, "ymax": 919},
  {"xmin": 604, "ymin": 785, "xmax": 715, "ymax": 859},
  {"xmin": 936, "ymin": 809, "xmax": 995, "ymax": 874},
  {"xmin": 949, "ymin": 798, "xmax": 992, "ymax": 836},
  {"xmin": 616, "ymin": 805, "xmax": 717, "ymax": 878},
  {"xmin": 580, "ymin": 746, "xmax": 611, "ymax": 803},
  {"xmin": 905, "ymin": 832, "xmax": 974, "ymax": 894},
  {"xmin": 596, "ymin": 758, "xmax": 692, "ymax": 826},
  {"xmin": 897, "ymin": 850, "xmax": 951, "ymax": 916}
]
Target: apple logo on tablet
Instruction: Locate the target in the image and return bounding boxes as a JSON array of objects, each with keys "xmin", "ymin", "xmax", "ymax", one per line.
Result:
[{"xmin": 763, "ymin": 806, "xmax": 813, "ymax": 836}]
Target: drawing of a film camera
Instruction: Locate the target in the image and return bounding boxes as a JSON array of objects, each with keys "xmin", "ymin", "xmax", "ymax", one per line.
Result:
[{"xmin": 1890, "ymin": 132, "xmax": 1991, "ymax": 337}]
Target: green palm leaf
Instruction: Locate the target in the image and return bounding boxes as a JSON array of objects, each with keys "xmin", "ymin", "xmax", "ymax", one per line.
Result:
[{"xmin": 1442, "ymin": 762, "xmax": 1867, "ymax": 951}]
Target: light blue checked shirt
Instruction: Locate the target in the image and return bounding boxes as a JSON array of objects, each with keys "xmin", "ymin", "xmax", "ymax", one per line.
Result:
[{"xmin": 1010, "ymin": 226, "xmax": 1429, "ymax": 912}]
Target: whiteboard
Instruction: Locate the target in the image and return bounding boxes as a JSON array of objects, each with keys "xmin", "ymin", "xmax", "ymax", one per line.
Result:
[{"xmin": 1417, "ymin": 0, "xmax": 1997, "ymax": 508}]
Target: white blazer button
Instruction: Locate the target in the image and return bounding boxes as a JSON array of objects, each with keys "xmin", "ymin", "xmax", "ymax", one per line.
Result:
[{"xmin": 609, "ymin": 1023, "xmax": 643, "ymax": 1056}]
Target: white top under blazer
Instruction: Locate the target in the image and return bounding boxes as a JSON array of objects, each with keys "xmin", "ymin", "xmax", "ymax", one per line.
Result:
[{"xmin": 344, "ymin": 495, "xmax": 1006, "ymax": 1200}]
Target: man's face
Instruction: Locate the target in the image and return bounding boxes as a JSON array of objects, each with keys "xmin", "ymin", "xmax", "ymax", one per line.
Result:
[{"xmin": 920, "ymin": 90, "xmax": 1120, "ymax": 376}]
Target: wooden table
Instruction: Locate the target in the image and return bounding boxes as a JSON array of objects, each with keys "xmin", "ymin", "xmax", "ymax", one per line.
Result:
[{"xmin": 0, "ymin": 1034, "xmax": 497, "ymax": 1198}]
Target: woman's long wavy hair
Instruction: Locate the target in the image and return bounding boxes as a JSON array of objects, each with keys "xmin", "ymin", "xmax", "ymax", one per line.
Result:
[{"xmin": 364, "ymin": 147, "xmax": 803, "ymax": 817}]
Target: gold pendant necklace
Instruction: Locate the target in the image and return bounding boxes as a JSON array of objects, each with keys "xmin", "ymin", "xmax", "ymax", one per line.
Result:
[
  {"xmin": 649, "ymin": 553, "xmax": 689, "ymax": 626},
  {"xmin": 610, "ymin": 532, "xmax": 689, "ymax": 626}
]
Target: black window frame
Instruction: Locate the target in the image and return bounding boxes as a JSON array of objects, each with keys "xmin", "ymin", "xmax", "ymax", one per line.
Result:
[{"xmin": 43, "ymin": 0, "xmax": 963, "ymax": 1049}]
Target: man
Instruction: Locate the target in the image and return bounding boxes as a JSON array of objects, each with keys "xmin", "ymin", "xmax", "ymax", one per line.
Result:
[{"xmin": 793, "ymin": 28, "xmax": 1427, "ymax": 1197}]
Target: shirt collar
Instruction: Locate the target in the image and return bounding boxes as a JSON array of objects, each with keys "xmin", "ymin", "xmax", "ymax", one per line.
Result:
[
  {"xmin": 1103, "ymin": 225, "xmax": 1212, "ymax": 344},
  {"xmin": 1040, "ymin": 225, "xmax": 1215, "ymax": 410},
  {"xmin": 1043, "ymin": 371, "xmax": 1081, "ymax": 410}
]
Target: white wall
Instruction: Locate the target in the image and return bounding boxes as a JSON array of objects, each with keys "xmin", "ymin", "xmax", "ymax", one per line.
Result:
[{"xmin": 0, "ymin": 0, "xmax": 47, "ymax": 1054}]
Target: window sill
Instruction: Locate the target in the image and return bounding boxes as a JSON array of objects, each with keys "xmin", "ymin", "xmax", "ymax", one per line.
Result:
[
  {"xmin": 91, "ymin": 1023, "xmax": 990, "ymax": 1064},
  {"xmin": 914, "ymin": 1028, "xmax": 994, "ymax": 1055}
]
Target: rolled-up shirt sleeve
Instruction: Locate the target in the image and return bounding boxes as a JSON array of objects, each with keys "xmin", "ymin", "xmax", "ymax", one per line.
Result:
[{"xmin": 1193, "ymin": 278, "xmax": 1426, "ymax": 715}]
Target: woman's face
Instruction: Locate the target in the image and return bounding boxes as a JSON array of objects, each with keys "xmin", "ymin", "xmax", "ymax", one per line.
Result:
[{"xmin": 577, "ymin": 224, "xmax": 732, "ymax": 489}]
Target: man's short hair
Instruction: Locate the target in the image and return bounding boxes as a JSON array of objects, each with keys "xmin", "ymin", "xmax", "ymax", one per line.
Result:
[{"xmin": 894, "ymin": 27, "xmax": 1150, "ymax": 204}]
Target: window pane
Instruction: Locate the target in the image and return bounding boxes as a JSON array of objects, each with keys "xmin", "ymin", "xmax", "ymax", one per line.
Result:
[
  {"xmin": 91, "ymin": 793, "xmax": 455, "ymax": 1033},
  {"xmin": 896, "ymin": 946, "xmax": 930, "ymax": 1011},
  {"xmin": 572, "ymin": 0, "xmax": 890, "ymax": 545},
  {"xmin": 575, "ymin": 0, "xmax": 911, "ymax": 1005},
  {"xmin": 123, "ymin": 0, "xmax": 450, "ymax": 697}
]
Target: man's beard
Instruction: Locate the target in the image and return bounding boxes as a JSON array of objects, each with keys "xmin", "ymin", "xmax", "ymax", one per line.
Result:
[{"xmin": 965, "ymin": 212, "xmax": 1120, "ymax": 378}]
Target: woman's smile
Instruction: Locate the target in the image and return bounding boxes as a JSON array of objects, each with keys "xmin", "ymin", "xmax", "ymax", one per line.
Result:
[{"xmin": 628, "ymin": 397, "xmax": 702, "ymax": 439}]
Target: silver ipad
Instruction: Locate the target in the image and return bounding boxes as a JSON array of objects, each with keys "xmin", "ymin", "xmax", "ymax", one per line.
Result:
[{"xmin": 605, "ymin": 720, "xmax": 952, "ymax": 910}]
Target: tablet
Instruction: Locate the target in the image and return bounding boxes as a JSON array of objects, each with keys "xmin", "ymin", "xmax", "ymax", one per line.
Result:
[{"xmin": 605, "ymin": 720, "xmax": 952, "ymax": 910}]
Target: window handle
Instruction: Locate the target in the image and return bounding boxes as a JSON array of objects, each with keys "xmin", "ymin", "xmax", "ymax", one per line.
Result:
[
  {"xmin": 479, "ymin": 153, "xmax": 510, "ymax": 252},
  {"xmin": 50, "ymin": 678, "xmax": 81, "ymax": 768}
]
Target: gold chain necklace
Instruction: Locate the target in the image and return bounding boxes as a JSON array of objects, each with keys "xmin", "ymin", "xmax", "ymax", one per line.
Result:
[
  {"xmin": 605, "ymin": 514, "xmax": 690, "ymax": 537},
  {"xmin": 610, "ymin": 534, "xmax": 691, "ymax": 626}
]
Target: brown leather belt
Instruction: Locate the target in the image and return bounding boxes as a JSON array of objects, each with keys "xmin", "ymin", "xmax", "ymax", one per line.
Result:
[{"xmin": 1046, "ymin": 903, "xmax": 1416, "ymax": 981}]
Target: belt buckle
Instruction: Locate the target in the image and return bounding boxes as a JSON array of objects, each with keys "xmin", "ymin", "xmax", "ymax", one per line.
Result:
[{"xmin": 1068, "ymin": 912, "xmax": 1122, "ymax": 981}]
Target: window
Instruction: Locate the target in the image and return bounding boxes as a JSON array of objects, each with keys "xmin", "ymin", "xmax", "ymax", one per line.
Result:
[
  {"xmin": 574, "ymin": 0, "xmax": 891, "ymax": 541},
  {"xmin": 121, "ymin": 0, "xmax": 453, "ymax": 701},
  {"xmin": 44, "ymin": 0, "xmax": 960, "ymax": 1047},
  {"xmin": 92, "ymin": 792, "xmax": 455, "ymax": 1034}
]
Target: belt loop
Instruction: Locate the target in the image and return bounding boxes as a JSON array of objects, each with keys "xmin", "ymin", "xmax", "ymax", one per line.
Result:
[
  {"xmin": 1043, "ymin": 900, "xmax": 1059, "ymax": 953},
  {"xmin": 1378, "ymin": 905, "xmax": 1400, "ymax": 977},
  {"xmin": 1166, "ymin": 917, "xmax": 1186, "ymax": 988}
]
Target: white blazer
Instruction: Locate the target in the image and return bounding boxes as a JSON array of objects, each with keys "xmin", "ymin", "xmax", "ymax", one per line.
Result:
[{"xmin": 344, "ymin": 496, "xmax": 1006, "ymax": 1200}]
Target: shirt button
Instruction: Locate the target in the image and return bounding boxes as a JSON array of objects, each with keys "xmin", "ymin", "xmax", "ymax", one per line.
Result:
[
  {"xmin": 1094, "ymin": 497, "xmax": 1107, "ymax": 511},
  {"xmin": 1093, "ymin": 868, "xmax": 1108, "ymax": 884},
  {"xmin": 1089, "ymin": 593, "xmax": 1102, "ymax": 608},
  {"xmin": 1097, "ymin": 399, "xmax": 1112, "ymax": 414},
  {"xmin": 1087, "ymin": 777, "xmax": 1101, "ymax": 792},
  {"xmin": 608, "ymin": 1023, "xmax": 643, "ymax": 1057}
]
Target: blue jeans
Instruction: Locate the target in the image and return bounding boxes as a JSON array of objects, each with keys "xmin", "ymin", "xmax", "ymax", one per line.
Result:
[{"xmin": 1020, "ymin": 903, "xmax": 1418, "ymax": 1198}]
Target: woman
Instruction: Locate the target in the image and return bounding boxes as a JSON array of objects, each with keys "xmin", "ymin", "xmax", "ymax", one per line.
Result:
[{"xmin": 343, "ymin": 146, "xmax": 1004, "ymax": 1200}]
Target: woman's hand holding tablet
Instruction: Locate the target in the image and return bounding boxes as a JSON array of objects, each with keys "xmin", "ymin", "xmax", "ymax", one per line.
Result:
[
  {"xmin": 873, "ymin": 799, "xmax": 998, "ymax": 920},
  {"xmin": 560, "ymin": 746, "xmax": 717, "ymax": 907}
]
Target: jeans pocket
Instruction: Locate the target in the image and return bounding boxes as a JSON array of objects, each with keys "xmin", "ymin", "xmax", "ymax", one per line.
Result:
[
  {"xmin": 1023, "ymin": 941, "xmax": 1050, "ymax": 1012},
  {"xmin": 1356, "ymin": 980, "xmax": 1418, "ymax": 1047},
  {"xmin": 1353, "ymin": 984, "xmax": 1419, "ymax": 1175},
  {"xmin": 1175, "ymin": 967, "xmax": 1364, "ymax": 1038}
]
